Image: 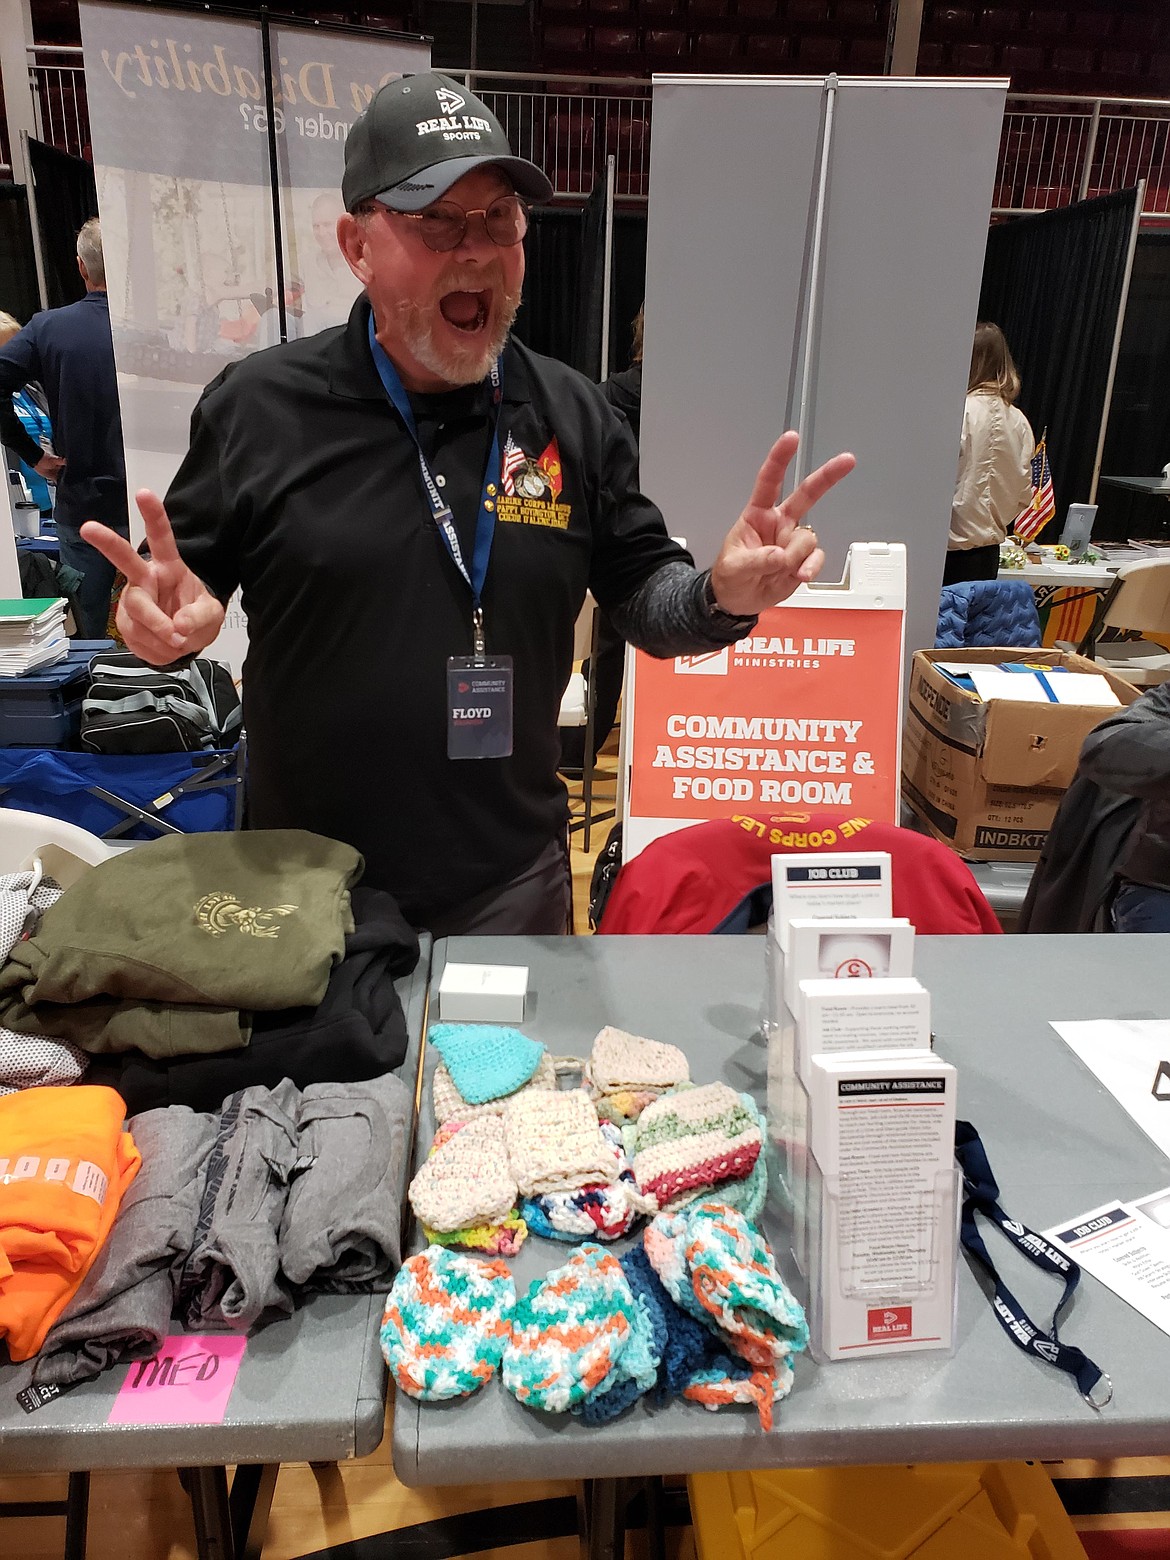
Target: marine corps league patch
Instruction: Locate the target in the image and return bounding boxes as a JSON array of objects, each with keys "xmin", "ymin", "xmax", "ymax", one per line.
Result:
[{"xmin": 496, "ymin": 435, "xmax": 571, "ymax": 529}]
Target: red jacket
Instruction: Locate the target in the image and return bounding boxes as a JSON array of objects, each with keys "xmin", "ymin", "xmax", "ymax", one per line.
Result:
[{"xmin": 598, "ymin": 813, "xmax": 1001, "ymax": 936}]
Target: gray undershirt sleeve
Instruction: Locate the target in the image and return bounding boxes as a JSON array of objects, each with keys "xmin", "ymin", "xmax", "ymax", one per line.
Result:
[{"xmin": 607, "ymin": 561, "xmax": 758, "ymax": 659}]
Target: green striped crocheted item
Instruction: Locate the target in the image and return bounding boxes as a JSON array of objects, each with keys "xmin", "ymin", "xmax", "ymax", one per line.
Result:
[{"xmin": 632, "ymin": 1082, "xmax": 762, "ymax": 1209}]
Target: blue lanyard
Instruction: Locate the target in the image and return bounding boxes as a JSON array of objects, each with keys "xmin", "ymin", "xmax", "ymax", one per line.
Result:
[
  {"xmin": 955, "ymin": 1121, "xmax": 1111, "ymax": 1408},
  {"xmin": 368, "ymin": 315, "xmax": 502, "ymax": 653}
]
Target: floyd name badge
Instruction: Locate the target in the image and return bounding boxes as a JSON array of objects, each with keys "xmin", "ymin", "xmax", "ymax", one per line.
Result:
[{"xmin": 447, "ymin": 657, "xmax": 514, "ymax": 759}]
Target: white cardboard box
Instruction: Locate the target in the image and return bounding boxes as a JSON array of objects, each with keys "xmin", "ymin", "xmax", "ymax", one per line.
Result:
[
  {"xmin": 437, "ymin": 962, "xmax": 529, "ymax": 1022},
  {"xmin": 807, "ymin": 1049, "xmax": 958, "ymax": 1361},
  {"xmin": 772, "ymin": 852, "xmax": 892, "ymax": 951}
]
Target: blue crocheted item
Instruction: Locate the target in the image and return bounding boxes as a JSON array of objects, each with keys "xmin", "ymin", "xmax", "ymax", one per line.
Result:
[
  {"xmin": 935, "ymin": 579, "xmax": 1041, "ymax": 650},
  {"xmin": 428, "ymin": 1022, "xmax": 546, "ymax": 1105},
  {"xmin": 617, "ymin": 1244, "xmax": 753, "ymax": 1408}
]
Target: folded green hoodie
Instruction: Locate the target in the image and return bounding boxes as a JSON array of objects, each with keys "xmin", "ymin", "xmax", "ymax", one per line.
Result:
[{"xmin": 0, "ymin": 830, "xmax": 362, "ymax": 1057}]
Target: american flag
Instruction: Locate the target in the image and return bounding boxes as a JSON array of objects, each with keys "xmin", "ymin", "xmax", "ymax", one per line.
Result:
[
  {"xmin": 1012, "ymin": 436, "xmax": 1057, "ymax": 544},
  {"xmin": 500, "ymin": 434, "xmax": 526, "ymax": 496}
]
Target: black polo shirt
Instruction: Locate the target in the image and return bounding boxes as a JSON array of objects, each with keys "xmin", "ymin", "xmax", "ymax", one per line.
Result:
[{"xmin": 166, "ymin": 296, "xmax": 690, "ymax": 925}]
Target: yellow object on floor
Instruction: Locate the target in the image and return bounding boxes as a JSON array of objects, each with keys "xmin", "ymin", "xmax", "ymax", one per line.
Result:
[{"xmin": 688, "ymin": 1461, "xmax": 1087, "ymax": 1559}]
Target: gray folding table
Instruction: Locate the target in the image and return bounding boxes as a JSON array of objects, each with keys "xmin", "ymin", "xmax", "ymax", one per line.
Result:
[
  {"xmin": 395, "ymin": 933, "xmax": 1170, "ymax": 1556},
  {"xmin": 0, "ymin": 933, "xmax": 432, "ymax": 1560}
]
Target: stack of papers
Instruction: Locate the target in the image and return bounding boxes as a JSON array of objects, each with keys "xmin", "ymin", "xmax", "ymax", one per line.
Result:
[
  {"xmin": 935, "ymin": 661, "xmax": 1121, "ymax": 708},
  {"xmin": 0, "ymin": 598, "xmax": 69, "ymax": 675}
]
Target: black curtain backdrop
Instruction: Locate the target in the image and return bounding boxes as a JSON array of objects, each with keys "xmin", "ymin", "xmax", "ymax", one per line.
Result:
[
  {"xmin": 513, "ymin": 206, "xmax": 647, "ymax": 380},
  {"xmin": 28, "ymin": 140, "xmax": 97, "ymax": 309},
  {"xmin": 1096, "ymin": 232, "xmax": 1170, "ymax": 540},
  {"xmin": 979, "ymin": 188, "xmax": 1138, "ymax": 528},
  {"xmin": 0, "ymin": 184, "xmax": 40, "ymax": 322}
]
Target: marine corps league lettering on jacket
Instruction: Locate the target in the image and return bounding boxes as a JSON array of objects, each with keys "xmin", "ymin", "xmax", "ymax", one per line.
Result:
[{"xmin": 494, "ymin": 435, "xmax": 571, "ymax": 530}]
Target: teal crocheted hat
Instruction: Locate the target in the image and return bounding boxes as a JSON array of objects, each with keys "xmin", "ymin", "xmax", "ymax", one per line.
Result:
[
  {"xmin": 502, "ymin": 1243, "xmax": 655, "ymax": 1414},
  {"xmin": 380, "ymin": 1246, "xmax": 516, "ymax": 1401},
  {"xmin": 429, "ymin": 1022, "xmax": 545, "ymax": 1105}
]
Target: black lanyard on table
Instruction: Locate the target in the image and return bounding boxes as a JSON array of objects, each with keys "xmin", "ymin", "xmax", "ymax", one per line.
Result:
[{"xmin": 955, "ymin": 1120, "xmax": 1111, "ymax": 1408}]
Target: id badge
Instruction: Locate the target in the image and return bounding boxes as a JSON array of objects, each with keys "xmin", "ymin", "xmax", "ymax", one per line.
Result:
[{"xmin": 447, "ymin": 656, "xmax": 514, "ymax": 759}]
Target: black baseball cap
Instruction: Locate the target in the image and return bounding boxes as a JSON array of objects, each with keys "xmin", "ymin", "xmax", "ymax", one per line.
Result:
[{"xmin": 342, "ymin": 72, "xmax": 554, "ymax": 214}]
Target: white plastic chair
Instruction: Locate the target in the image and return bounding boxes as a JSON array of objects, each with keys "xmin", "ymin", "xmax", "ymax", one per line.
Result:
[
  {"xmin": 0, "ymin": 807, "xmax": 117, "ymax": 877},
  {"xmin": 557, "ymin": 593, "xmax": 617, "ymax": 851},
  {"xmin": 1056, "ymin": 558, "xmax": 1170, "ymax": 686}
]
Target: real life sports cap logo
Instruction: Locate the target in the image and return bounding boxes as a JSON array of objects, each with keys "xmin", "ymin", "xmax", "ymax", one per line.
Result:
[{"xmin": 435, "ymin": 86, "xmax": 466, "ymax": 114}]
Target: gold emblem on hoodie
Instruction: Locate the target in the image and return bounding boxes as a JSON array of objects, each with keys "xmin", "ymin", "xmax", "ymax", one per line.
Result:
[{"xmin": 194, "ymin": 892, "xmax": 298, "ymax": 939}]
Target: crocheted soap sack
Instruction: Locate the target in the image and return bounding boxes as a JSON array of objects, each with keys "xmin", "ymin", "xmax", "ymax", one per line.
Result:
[
  {"xmin": 520, "ymin": 1121, "xmax": 655, "ymax": 1243},
  {"xmin": 380, "ymin": 1246, "xmax": 515, "ymax": 1401},
  {"xmin": 433, "ymin": 1051, "xmax": 557, "ymax": 1127},
  {"xmin": 573, "ymin": 1253, "xmax": 665, "ymax": 1425},
  {"xmin": 408, "ymin": 1116, "xmax": 517, "ymax": 1234},
  {"xmin": 428, "ymin": 1023, "xmax": 545, "ymax": 1105},
  {"xmin": 424, "ymin": 1208, "xmax": 528, "ymax": 1257},
  {"xmin": 669, "ymin": 1096, "xmax": 768, "ymax": 1225},
  {"xmin": 586, "ymin": 1026, "xmax": 689, "ymax": 1112},
  {"xmin": 643, "ymin": 1201, "xmax": 807, "ymax": 1430},
  {"xmin": 502, "ymin": 1244, "xmax": 653, "ymax": 1414},
  {"xmin": 505, "ymin": 1088, "xmax": 618, "ymax": 1197},
  {"xmin": 632, "ymin": 1082, "xmax": 762, "ymax": 1211},
  {"xmin": 616, "ymin": 1243, "xmax": 755, "ymax": 1410}
]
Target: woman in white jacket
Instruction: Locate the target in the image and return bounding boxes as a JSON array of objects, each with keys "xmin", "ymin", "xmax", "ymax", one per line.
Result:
[{"xmin": 945, "ymin": 321, "xmax": 1034, "ymax": 586}]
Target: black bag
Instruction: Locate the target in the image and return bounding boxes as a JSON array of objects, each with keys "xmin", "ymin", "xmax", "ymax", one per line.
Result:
[
  {"xmin": 588, "ymin": 822, "xmax": 623, "ymax": 931},
  {"xmin": 81, "ymin": 652, "xmax": 242, "ymax": 755}
]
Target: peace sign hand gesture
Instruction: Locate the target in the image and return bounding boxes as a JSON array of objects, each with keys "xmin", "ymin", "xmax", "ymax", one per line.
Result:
[
  {"xmin": 707, "ymin": 431, "xmax": 856, "ymax": 618},
  {"xmin": 80, "ymin": 490, "xmax": 225, "ymax": 665}
]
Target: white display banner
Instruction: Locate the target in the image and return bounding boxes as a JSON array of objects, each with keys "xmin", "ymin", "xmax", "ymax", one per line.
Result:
[
  {"xmin": 621, "ymin": 541, "xmax": 906, "ymax": 861},
  {"xmin": 79, "ymin": 2, "xmax": 429, "ymax": 673}
]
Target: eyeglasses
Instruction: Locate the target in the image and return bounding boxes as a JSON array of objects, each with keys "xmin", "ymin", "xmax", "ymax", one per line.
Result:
[{"xmin": 389, "ymin": 194, "xmax": 530, "ymax": 253}]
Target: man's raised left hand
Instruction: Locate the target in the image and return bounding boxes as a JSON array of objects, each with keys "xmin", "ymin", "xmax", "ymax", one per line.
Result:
[{"xmin": 708, "ymin": 431, "xmax": 855, "ymax": 618}]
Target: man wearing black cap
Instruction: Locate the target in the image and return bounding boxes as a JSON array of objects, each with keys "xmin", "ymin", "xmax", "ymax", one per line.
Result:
[{"xmin": 81, "ymin": 73, "xmax": 854, "ymax": 936}]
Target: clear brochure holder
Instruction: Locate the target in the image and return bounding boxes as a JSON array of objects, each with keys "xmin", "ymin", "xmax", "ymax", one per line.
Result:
[
  {"xmin": 805, "ymin": 1159, "xmax": 960, "ymax": 1363},
  {"xmin": 763, "ymin": 925, "xmax": 960, "ymax": 1361}
]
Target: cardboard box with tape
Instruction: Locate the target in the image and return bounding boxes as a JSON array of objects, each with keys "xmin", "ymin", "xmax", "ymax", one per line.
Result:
[{"xmin": 901, "ymin": 648, "xmax": 1140, "ymax": 861}]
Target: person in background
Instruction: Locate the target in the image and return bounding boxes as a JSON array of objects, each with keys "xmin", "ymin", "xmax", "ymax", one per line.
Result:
[
  {"xmin": 0, "ymin": 220, "xmax": 128, "ymax": 636},
  {"xmin": 560, "ymin": 305, "xmax": 646, "ymax": 774},
  {"xmin": 945, "ymin": 320, "xmax": 1033, "ymax": 586},
  {"xmin": 601, "ymin": 303, "xmax": 643, "ymax": 441},
  {"xmin": 0, "ymin": 310, "xmax": 55, "ymax": 517},
  {"xmin": 1077, "ymin": 681, "xmax": 1170, "ymax": 932}
]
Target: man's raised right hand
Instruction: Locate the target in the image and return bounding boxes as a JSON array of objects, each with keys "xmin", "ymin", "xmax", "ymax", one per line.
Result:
[{"xmin": 80, "ymin": 490, "xmax": 225, "ymax": 665}]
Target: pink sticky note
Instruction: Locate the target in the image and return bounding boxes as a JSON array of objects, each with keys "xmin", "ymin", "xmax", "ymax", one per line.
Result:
[{"xmin": 107, "ymin": 1334, "xmax": 246, "ymax": 1426}]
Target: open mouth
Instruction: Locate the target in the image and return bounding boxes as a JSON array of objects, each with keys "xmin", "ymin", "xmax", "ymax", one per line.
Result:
[{"xmin": 439, "ymin": 290, "xmax": 490, "ymax": 333}]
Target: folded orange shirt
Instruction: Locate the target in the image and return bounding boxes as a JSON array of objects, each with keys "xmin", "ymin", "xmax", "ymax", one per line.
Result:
[{"xmin": 0, "ymin": 1085, "xmax": 141, "ymax": 1361}]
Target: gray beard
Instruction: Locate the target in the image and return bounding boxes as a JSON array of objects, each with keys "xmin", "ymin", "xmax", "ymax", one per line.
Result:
[{"xmin": 393, "ymin": 289, "xmax": 520, "ymax": 388}]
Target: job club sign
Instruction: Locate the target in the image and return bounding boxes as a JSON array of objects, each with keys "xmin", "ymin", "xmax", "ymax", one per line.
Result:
[{"xmin": 623, "ymin": 543, "xmax": 906, "ymax": 860}]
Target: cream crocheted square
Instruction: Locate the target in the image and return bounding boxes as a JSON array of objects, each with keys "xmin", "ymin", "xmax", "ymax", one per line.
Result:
[
  {"xmin": 587, "ymin": 1026, "xmax": 689, "ymax": 1096},
  {"xmin": 504, "ymin": 1088, "xmax": 617, "ymax": 1196},
  {"xmin": 433, "ymin": 1050, "xmax": 557, "ymax": 1126},
  {"xmin": 408, "ymin": 1114, "xmax": 518, "ymax": 1234}
]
